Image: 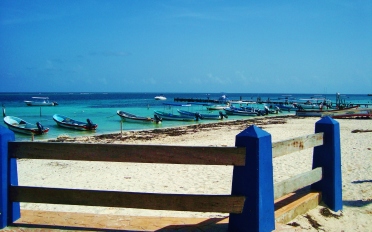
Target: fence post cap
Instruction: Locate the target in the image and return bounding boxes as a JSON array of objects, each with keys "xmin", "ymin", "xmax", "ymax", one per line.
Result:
[
  {"xmin": 316, "ymin": 116, "xmax": 338, "ymax": 125},
  {"xmin": 236, "ymin": 125, "xmax": 270, "ymax": 138}
]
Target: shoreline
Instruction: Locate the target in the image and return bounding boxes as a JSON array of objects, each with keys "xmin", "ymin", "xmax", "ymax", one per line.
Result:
[
  {"xmin": 17, "ymin": 116, "xmax": 372, "ymax": 231},
  {"xmin": 47, "ymin": 115, "xmax": 294, "ymax": 143}
]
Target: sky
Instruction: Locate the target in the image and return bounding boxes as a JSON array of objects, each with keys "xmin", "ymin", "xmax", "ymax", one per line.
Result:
[{"xmin": 0, "ymin": 0, "xmax": 371, "ymax": 94}]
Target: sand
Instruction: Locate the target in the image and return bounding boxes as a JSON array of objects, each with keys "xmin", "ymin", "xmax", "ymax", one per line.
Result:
[{"xmin": 16, "ymin": 116, "xmax": 372, "ymax": 231}]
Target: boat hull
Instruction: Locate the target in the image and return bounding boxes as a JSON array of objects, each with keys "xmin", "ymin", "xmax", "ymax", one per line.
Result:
[
  {"xmin": 154, "ymin": 96, "xmax": 167, "ymax": 100},
  {"xmin": 177, "ymin": 109, "xmax": 225, "ymax": 120},
  {"xmin": 117, "ymin": 110, "xmax": 160, "ymax": 123},
  {"xmin": 24, "ymin": 101, "xmax": 57, "ymax": 106},
  {"xmin": 206, "ymin": 105, "xmax": 227, "ymax": 110},
  {"xmin": 154, "ymin": 110, "xmax": 197, "ymax": 121},
  {"xmin": 296, "ymin": 106, "xmax": 359, "ymax": 117},
  {"xmin": 224, "ymin": 108, "xmax": 259, "ymax": 116},
  {"xmin": 53, "ymin": 114, "xmax": 97, "ymax": 131},
  {"xmin": 322, "ymin": 108, "xmax": 372, "ymax": 119},
  {"xmin": 3, "ymin": 116, "xmax": 49, "ymax": 135}
]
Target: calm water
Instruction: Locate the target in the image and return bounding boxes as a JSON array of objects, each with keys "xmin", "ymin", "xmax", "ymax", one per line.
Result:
[{"xmin": 1, "ymin": 92, "xmax": 371, "ymax": 141}]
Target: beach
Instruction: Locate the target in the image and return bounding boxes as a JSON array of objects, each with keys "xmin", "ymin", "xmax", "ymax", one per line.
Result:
[{"xmin": 16, "ymin": 116, "xmax": 372, "ymax": 231}]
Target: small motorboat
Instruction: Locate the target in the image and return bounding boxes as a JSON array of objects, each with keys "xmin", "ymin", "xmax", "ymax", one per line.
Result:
[
  {"xmin": 24, "ymin": 97, "xmax": 58, "ymax": 106},
  {"xmin": 224, "ymin": 107, "xmax": 260, "ymax": 116},
  {"xmin": 117, "ymin": 110, "xmax": 162, "ymax": 123},
  {"xmin": 177, "ymin": 109, "xmax": 227, "ymax": 120},
  {"xmin": 53, "ymin": 114, "xmax": 97, "ymax": 131},
  {"xmin": 206, "ymin": 104, "xmax": 228, "ymax": 110},
  {"xmin": 154, "ymin": 110, "xmax": 201, "ymax": 121},
  {"xmin": 3, "ymin": 116, "xmax": 49, "ymax": 135},
  {"xmin": 154, "ymin": 95, "xmax": 167, "ymax": 100},
  {"xmin": 296, "ymin": 106, "xmax": 359, "ymax": 117}
]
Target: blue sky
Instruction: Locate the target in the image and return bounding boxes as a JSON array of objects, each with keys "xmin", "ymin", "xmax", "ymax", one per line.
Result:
[{"xmin": 1, "ymin": 1, "xmax": 371, "ymax": 94}]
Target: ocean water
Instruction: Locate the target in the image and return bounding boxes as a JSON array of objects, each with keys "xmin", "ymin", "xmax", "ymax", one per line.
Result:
[{"xmin": 1, "ymin": 92, "xmax": 371, "ymax": 141}]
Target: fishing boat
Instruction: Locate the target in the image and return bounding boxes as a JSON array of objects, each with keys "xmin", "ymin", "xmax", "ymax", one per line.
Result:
[
  {"xmin": 3, "ymin": 116, "xmax": 49, "ymax": 135},
  {"xmin": 322, "ymin": 108, "xmax": 372, "ymax": 119},
  {"xmin": 296, "ymin": 106, "xmax": 359, "ymax": 117},
  {"xmin": 206, "ymin": 104, "xmax": 229, "ymax": 110},
  {"xmin": 52, "ymin": 114, "xmax": 98, "ymax": 130},
  {"xmin": 154, "ymin": 110, "xmax": 201, "ymax": 121},
  {"xmin": 154, "ymin": 95, "xmax": 167, "ymax": 100},
  {"xmin": 154, "ymin": 103, "xmax": 201, "ymax": 121},
  {"xmin": 264, "ymin": 105, "xmax": 281, "ymax": 114},
  {"xmin": 24, "ymin": 97, "xmax": 58, "ymax": 106},
  {"xmin": 177, "ymin": 109, "xmax": 227, "ymax": 120},
  {"xmin": 117, "ymin": 110, "xmax": 162, "ymax": 123},
  {"xmin": 274, "ymin": 103, "xmax": 297, "ymax": 112},
  {"xmin": 224, "ymin": 107, "xmax": 260, "ymax": 116}
]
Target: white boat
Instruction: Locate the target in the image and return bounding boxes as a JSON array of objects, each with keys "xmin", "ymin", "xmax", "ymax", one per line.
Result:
[
  {"xmin": 224, "ymin": 107, "xmax": 260, "ymax": 116},
  {"xmin": 206, "ymin": 104, "xmax": 229, "ymax": 110},
  {"xmin": 3, "ymin": 116, "xmax": 49, "ymax": 135},
  {"xmin": 24, "ymin": 97, "xmax": 58, "ymax": 106},
  {"xmin": 154, "ymin": 95, "xmax": 167, "ymax": 100},
  {"xmin": 117, "ymin": 110, "xmax": 162, "ymax": 123}
]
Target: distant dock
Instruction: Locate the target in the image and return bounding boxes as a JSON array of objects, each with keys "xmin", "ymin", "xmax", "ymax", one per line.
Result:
[
  {"xmin": 173, "ymin": 97, "xmax": 295, "ymax": 105},
  {"xmin": 174, "ymin": 97, "xmax": 372, "ymax": 107},
  {"xmin": 174, "ymin": 98, "xmax": 221, "ymax": 104}
]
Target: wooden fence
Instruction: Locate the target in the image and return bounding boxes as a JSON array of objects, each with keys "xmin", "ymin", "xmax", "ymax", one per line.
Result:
[{"xmin": 0, "ymin": 116, "xmax": 343, "ymax": 232}]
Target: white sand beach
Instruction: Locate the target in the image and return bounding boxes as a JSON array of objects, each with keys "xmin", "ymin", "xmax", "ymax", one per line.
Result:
[{"xmin": 16, "ymin": 116, "xmax": 372, "ymax": 231}]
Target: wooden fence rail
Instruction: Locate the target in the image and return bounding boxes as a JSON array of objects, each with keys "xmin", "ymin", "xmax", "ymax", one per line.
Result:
[{"xmin": 0, "ymin": 116, "xmax": 343, "ymax": 232}]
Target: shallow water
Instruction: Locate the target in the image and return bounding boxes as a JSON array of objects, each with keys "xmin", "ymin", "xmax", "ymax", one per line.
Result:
[{"xmin": 1, "ymin": 92, "xmax": 370, "ymax": 141}]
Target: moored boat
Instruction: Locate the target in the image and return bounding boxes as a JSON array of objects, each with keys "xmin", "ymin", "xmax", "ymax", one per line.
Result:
[
  {"xmin": 206, "ymin": 104, "xmax": 228, "ymax": 110},
  {"xmin": 322, "ymin": 108, "xmax": 372, "ymax": 119},
  {"xmin": 117, "ymin": 110, "xmax": 162, "ymax": 123},
  {"xmin": 53, "ymin": 114, "xmax": 97, "ymax": 130},
  {"xmin": 224, "ymin": 107, "xmax": 259, "ymax": 116},
  {"xmin": 3, "ymin": 116, "xmax": 49, "ymax": 135},
  {"xmin": 296, "ymin": 106, "xmax": 359, "ymax": 117},
  {"xmin": 24, "ymin": 97, "xmax": 58, "ymax": 106},
  {"xmin": 154, "ymin": 110, "xmax": 200, "ymax": 121},
  {"xmin": 177, "ymin": 109, "xmax": 227, "ymax": 120}
]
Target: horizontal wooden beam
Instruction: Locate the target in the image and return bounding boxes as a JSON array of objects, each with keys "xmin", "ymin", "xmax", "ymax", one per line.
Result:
[
  {"xmin": 9, "ymin": 142, "xmax": 246, "ymax": 166},
  {"xmin": 272, "ymin": 133, "xmax": 323, "ymax": 158},
  {"xmin": 10, "ymin": 186, "xmax": 245, "ymax": 214},
  {"xmin": 274, "ymin": 167, "xmax": 322, "ymax": 200}
]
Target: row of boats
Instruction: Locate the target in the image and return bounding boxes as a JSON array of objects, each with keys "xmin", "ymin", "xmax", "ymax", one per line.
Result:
[
  {"xmin": 4, "ymin": 98, "xmax": 371, "ymax": 136},
  {"xmin": 3, "ymin": 115, "xmax": 98, "ymax": 136},
  {"xmin": 117, "ymin": 103, "xmax": 282, "ymax": 123}
]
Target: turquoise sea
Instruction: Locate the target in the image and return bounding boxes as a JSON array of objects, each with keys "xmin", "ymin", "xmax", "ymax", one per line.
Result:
[{"xmin": 1, "ymin": 92, "xmax": 371, "ymax": 141}]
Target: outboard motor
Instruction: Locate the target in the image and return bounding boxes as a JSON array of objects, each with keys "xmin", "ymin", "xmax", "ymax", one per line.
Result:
[
  {"xmin": 36, "ymin": 122, "xmax": 45, "ymax": 134},
  {"xmin": 219, "ymin": 111, "xmax": 224, "ymax": 119},
  {"xmin": 86, "ymin": 119, "xmax": 95, "ymax": 130},
  {"xmin": 53, "ymin": 102, "xmax": 59, "ymax": 106},
  {"xmin": 195, "ymin": 113, "xmax": 202, "ymax": 121},
  {"xmin": 154, "ymin": 114, "xmax": 162, "ymax": 124},
  {"xmin": 219, "ymin": 111, "xmax": 228, "ymax": 119},
  {"xmin": 264, "ymin": 106, "xmax": 269, "ymax": 115}
]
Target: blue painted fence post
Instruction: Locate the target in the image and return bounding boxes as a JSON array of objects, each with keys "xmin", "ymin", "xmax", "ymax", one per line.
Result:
[
  {"xmin": 0, "ymin": 126, "xmax": 20, "ymax": 229},
  {"xmin": 229, "ymin": 125, "xmax": 275, "ymax": 232},
  {"xmin": 311, "ymin": 116, "xmax": 343, "ymax": 211}
]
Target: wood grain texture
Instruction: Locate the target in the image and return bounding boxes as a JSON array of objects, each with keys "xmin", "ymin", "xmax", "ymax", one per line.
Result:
[
  {"xmin": 274, "ymin": 167, "xmax": 322, "ymax": 200},
  {"xmin": 272, "ymin": 132, "xmax": 323, "ymax": 158},
  {"xmin": 10, "ymin": 186, "xmax": 245, "ymax": 213},
  {"xmin": 9, "ymin": 142, "xmax": 246, "ymax": 166}
]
